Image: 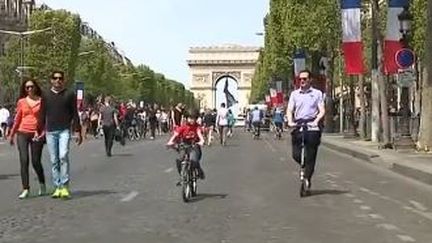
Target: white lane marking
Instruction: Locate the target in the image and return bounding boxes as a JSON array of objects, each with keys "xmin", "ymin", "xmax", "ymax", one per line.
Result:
[
  {"xmin": 344, "ymin": 193, "xmax": 356, "ymax": 198},
  {"xmin": 326, "ymin": 173, "xmax": 339, "ymax": 178},
  {"xmin": 396, "ymin": 235, "xmax": 416, "ymax": 242},
  {"xmin": 264, "ymin": 139, "xmax": 276, "ymax": 152},
  {"xmin": 368, "ymin": 214, "xmax": 384, "ymax": 220},
  {"xmin": 353, "ymin": 199, "xmax": 364, "ymax": 204},
  {"xmin": 376, "ymin": 223, "xmax": 399, "ymax": 231},
  {"xmin": 120, "ymin": 191, "xmax": 139, "ymax": 202},
  {"xmin": 408, "ymin": 200, "xmax": 428, "ymax": 212},
  {"xmin": 359, "ymin": 187, "xmax": 371, "ymax": 193},
  {"xmin": 403, "ymin": 206, "xmax": 432, "ymax": 221},
  {"xmin": 360, "ymin": 205, "xmax": 372, "ymax": 210},
  {"xmin": 164, "ymin": 167, "xmax": 174, "ymax": 173}
]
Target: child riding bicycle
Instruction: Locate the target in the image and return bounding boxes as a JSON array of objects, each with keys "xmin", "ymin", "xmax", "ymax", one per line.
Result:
[{"xmin": 166, "ymin": 109, "xmax": 205, "ymax": 180}]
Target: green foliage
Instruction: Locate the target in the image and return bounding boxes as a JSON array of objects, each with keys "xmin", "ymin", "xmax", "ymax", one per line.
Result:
[
  {"xmin": 251, "ymin": 0, "xmax": 341, "ymax": 102},
  {"xmin": 27, "ymin": 9, "xmax": 82, "ymax": 84},
  {"xmin": 412, "ymin": 0, "xmax": 426, "ymax": 59},
  {"xmin": 0, "ymin": 9, "xmax": 195, "ymax": 107}
]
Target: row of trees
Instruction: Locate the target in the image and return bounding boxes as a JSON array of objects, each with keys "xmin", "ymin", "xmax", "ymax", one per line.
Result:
[
  {"xmin": 0, "ymin": 9, "xmax": 195, "ymax": 108},
  {"xmin": 252, "ymin": 0, "xmax": 431, "ymax": 150}
]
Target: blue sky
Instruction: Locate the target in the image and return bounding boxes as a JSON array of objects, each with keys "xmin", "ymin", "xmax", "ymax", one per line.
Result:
[{"xmin": 41, "ymin": 0, "xmax": 268, "ymax": 87}]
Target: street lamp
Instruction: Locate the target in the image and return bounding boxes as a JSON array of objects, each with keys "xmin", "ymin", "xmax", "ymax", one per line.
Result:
[
  {"xmin": 0, "ymin": 27, "xmax": 51, "ymax": 81},
  {"xmin": 78, "ymin": 50, "xmax": 95, "ymax": 57},
  {"xmin": 397, "ymin": 6, "xmax": 415, "ymax": 148}
]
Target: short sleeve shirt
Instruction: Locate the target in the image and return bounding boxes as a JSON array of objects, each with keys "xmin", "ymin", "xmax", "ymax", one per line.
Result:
[
  {"xmin": 288, "ymin": 88, "xmax": 324, "ymax": 121},
  {"xmin": 100, "ymin": 105, "xmax": 117, "ymax": 126},
  {"xmin": 175, "ymin": 123, "xmax": 202, "ymax": 143}
]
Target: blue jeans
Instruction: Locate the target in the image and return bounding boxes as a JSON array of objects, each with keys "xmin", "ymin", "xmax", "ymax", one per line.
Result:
[{"xmin": 46, "ymin": 129, "xmax": 71, "ymax": 187}]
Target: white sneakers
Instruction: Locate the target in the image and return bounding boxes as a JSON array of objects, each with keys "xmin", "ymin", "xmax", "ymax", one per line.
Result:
[
  {"xmin": 18, "ymin": 189, "xmax": 29, "ymax": 199},
  {"xmin": 18, "ymin": 184, "xmax": 46, "ymax": 199}
]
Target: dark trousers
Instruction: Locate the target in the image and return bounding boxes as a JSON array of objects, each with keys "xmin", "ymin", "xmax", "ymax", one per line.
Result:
[
  {"xmin": 103, "ymin": 125, "xmax": 115, "ymax": 155},
  {"xmin": 252, "ymin": 121, "xmax": 261, "ymax": 136},
  {"xmin": 16, "ymin": 132, "xmax": 45, "ymax": 189},
  {"xmin": 291, "ymin": 130, "xmax": 321, "ymax": 180},
  {"xmin": 149, "ymin": 121, "xmax": 156, "ymax": 138},
  {"xmin": 176, "ymin": 145, "xmax": 203, "ymax": 174},
  {"xmin": 90, "ymin": 120, "xmax": 98, "ymax": 136}
]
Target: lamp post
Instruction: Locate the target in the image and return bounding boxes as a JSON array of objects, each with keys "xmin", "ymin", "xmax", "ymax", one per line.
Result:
[
  {"xmin": 0, "ymin": 27, "xmax": 51, "ymax": 82},
  {"xmin": 397, "ymin": 6, "xmax": 415, "ymax": 148}
]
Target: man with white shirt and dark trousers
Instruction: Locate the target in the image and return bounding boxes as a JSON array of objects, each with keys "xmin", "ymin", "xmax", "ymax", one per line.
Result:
[
  {"xmin": 39, "ymin": 70, "xmax": 83, "ymax": 199},
  {"xmin": 216, "ymin": 103, "xmax": 229, "ymax": 146}
]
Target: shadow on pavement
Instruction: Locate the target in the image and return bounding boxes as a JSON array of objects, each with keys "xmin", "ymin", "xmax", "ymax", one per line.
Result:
[
  {"xmin": 0, "ymin": 174, "xmax": 19, "ymax": 180},
  {"xmin": 189, "ymin": 193, "xmax": 228, "ymax": 203},
  {"xmin": 112, "ymin": 153, "xmax": 134, "ymax": 157},
  {"xmin": 308, "ymin": 189, "xmax": 350, "ymax": 197},
  {"xmin": 72, "ymin": 190, "xmax": 116, "ymax": 199}
]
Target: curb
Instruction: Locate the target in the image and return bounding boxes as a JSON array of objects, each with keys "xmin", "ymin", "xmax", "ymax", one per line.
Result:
[
  {"xmin": 321, "ymin": 140, "xmax": 381, "ymax": 163},
  {"xmin": 392, "ymin": 163, "xmax": 432, "ymax": 186},
  {"xmin": 321, "ymin": 138, "xmax": 432, "ymax": 186}
]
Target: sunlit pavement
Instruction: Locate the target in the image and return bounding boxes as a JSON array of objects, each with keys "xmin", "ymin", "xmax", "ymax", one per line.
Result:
[{"xmin": 0, "ymin": 131, "xmax": 431, "ymax": 243}]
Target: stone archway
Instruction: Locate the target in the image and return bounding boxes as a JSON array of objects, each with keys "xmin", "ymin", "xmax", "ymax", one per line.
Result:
[{"xmin": 187, "ymin": 44, "xmax": 259, "ymax": 116}]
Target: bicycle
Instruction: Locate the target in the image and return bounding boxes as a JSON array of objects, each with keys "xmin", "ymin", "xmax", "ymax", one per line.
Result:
[{"xmin": 169, "ymin": 143, "xmax": 199, "ymax": 202}]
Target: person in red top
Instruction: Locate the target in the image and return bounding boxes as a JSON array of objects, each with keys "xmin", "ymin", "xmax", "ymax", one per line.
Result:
[
  {"xmin": 8, "ymin": 78, "xmax": 46, "ymax": 199},
  {"xmin": 167, "ymin": 109, "xmax": 205, "ymax": 180}
]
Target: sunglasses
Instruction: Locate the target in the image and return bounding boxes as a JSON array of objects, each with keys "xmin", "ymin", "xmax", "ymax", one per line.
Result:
[
  {"xmin": 52, "ymin": 76, "xmax": 64, "ymax": 80},
  {"xmin": 25, "ymin": 85, "xmax": 34, "ymax": 90}
]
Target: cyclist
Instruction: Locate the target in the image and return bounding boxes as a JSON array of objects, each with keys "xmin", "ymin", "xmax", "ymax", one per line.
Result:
[
  {"xmin": 251, "ymin": 106, "xmax": 263, "ymax": 138},
  {"xmin": 287, "ymin": 69, "xmax": 325, "ymax": 190},
  {"xmin": 166, "ymin": 110, "xmax": 205, "ymax": 181},
  {"xmin": 272, "ymin": 107, "xmax": 285, "ymax": 138}
]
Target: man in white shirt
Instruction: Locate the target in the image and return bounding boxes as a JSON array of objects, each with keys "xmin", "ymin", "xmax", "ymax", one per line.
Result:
[
  {"xmin": 0, "ymin": 105, "xmax": 10, "ymax": 139},
  {"xmin": 216, "ymin": 103, "xmax": 229, "ymax": 146}
]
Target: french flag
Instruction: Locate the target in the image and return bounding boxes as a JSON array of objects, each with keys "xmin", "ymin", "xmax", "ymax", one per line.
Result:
[
  {"xmin": 384, "ymin": 0, "xmax": 408, "ymax": 74},
  {"xmin": 341, "ymin": 0, "xmax": 365, "ymax": 74}
]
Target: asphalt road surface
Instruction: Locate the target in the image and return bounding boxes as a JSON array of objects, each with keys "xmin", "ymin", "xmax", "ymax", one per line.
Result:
[{"xmin": 0, "ymin": 131, "xmax": 431, "ymax": 243}]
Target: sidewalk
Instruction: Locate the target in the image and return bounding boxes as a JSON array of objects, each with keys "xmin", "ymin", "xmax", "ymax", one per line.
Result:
[{"xmin": 322, "ymin": 134, "xmax": 432, "ymax": 186}]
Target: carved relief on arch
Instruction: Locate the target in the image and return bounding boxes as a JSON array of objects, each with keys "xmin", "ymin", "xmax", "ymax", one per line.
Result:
[
  {"xmin": 192, "ymin": 74, "xmax": 210, "ymax": 84},
  {"xmin": 242, "ymin": 73, "xmax": 253, "ymax": 85},
  {"xmin": 212, "ymin": 71, "xmax": 241, "ymax": 84}
]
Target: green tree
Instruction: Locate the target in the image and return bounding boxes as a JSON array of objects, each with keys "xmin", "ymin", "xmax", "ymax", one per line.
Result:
[{"xmin": 27, "ymin": 10, "xmax": 82, "ymax": 83}]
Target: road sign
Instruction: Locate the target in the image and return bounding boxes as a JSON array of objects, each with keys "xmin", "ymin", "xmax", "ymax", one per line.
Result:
[
  {"xmin": 395, "ymin": 48, "xmax": 415, "ymax": 69},
  {"xmin": 397, "ymin": 68, "xmax": 416, "ymax": 88}
]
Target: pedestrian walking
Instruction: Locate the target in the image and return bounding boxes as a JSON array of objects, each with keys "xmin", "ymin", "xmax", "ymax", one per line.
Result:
[
  {"xmin": 98, "ymin": 96, "xmax": 119, "ymax": 157},
  {"xmin": 0, "ymin": 104, "xmax": 10, "ymax": 139},
  {"xmin": 8, "ymin": 78, "xmax": 46, "ymax": 199},
  {"xmin": 39, "ymin": 70, "xmax": 83, "ymax": 199}
]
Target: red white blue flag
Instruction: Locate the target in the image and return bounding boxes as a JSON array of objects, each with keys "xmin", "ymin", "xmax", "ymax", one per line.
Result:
[
  {"xmin": 341, "ymin": 0, "xmax": 365, "ymax": 74},
  {"xmin": 384, "ymin": 0, "xmax": 409, "ymax": 74}
]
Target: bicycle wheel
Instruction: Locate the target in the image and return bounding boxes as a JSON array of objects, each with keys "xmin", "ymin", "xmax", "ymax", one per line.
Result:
[
  {"xmin": 191, "ymin": 169, "xmax": 198, "ymax": 197},
  {"xmin": 181, "ymin": 162, "xmax": 191, "ymax": 202},
  {"xmin": 300, "ymin": 180, "xmax": 307, "ymax": 197}
]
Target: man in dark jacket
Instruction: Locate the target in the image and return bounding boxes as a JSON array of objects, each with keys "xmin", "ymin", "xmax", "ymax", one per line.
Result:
[{"xmin": 39, "ymin": 70, "xmax": 83, "ymax": 199}]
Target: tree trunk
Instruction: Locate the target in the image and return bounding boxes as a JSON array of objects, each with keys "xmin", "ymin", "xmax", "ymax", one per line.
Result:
[
  {"xmin": 379, "ymin": 74, "xmax": 391, "ymax": 147},
  {"xmin": 345, "ymin": 75, "xmax": 358, "ymax": 137},
  {"xmin": 370, "ymin": 0, "xmax": 381, "ymax": 142},
  {"xmin": 324, "ymin": 55, "xmax": 336, "ymax": 133},
  {"xmin": 417, "ymin": 1, "xmax": 432, "ymax": 151},
  {"xmin": 358, "ymin": 75, "xmax": 367, "ymax": 139}
]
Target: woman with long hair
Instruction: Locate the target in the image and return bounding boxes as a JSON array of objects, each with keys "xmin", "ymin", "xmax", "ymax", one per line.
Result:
[{"xmin": 8, "ymin": 77, "xmax": 46, "ymax": 199}]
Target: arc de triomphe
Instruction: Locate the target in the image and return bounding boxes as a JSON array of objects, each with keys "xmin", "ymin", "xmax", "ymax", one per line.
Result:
[{"xmin": 187, "ymin": 44, "xmax": 260, "ymax": 113}]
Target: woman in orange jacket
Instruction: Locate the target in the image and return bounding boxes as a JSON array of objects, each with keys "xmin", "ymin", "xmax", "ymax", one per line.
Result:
[{"xmin": 8, "ymin": 78, "xmax": 46, "ymax": 199}]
